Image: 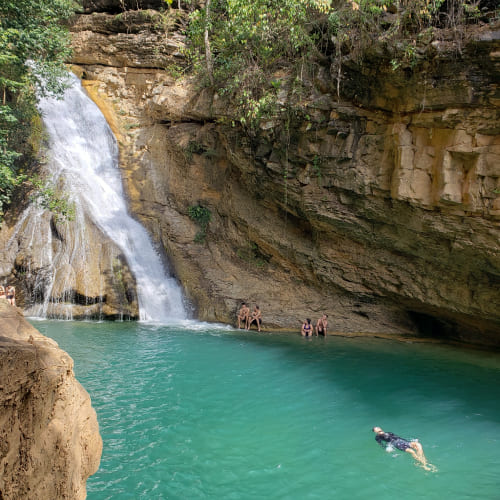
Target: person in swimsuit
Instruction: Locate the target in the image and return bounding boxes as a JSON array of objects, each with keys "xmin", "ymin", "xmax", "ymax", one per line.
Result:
[
  {"xmin": 372, "ymin": 427, "xmax": 430, "ymax": 469},
  {"xmin": 247, "ymin": 305, "xmax": 262, "ymax": 332},
  {"xmin": 301, "ymin": 318, "xmax": 313, "ymax": 337},
  {"xmin": 237, "ymin": 302, "xmax": 250, "ymax": 329},
  {"xmin": 6, "ymin": 286, "xmax": 15, "ymax": 306},
  {"xmin": 315, "ymin": 314, "xmax": 328, "ymax": 336},
  {"xmin": 0, "ymin": 286, "xmax": 6, "ymax": 301}
]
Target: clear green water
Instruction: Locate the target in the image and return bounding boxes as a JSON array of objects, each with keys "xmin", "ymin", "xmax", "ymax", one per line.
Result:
[{"xmin": 32, "ymin": 320, "xmax": 500, "ymax": 500}]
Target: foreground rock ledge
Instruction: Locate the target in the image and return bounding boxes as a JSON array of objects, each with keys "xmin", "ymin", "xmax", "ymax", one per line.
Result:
[{"xmin": 0, "ymin": 301, "xmax": 102, "ymax": 500}]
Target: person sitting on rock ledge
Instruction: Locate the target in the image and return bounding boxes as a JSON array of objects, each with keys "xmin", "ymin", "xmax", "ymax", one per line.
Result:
[
  {"xmin": 237, "ymin": 302, "xmax": 250, "ymax": 329},
  {"xmin": 315, "ymin": 313, "xmax": 328, "ymax": 336},
  {"xmin": 247, "ymin": 305, "xmax": 262, "ymax": 332},
  {"xmin": 301, "ymin": 318, "xmax": 313, "ymax": 337}
]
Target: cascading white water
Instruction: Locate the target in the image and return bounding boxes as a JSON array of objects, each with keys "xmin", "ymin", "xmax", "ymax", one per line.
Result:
[{"xmin": 37, "ymin": 73, "xmax": 187, "ymax": 322}]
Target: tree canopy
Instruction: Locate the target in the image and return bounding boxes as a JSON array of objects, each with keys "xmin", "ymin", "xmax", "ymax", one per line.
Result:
[
  {"xmin": 0, "ymin": 0, "xmax": 76, "ymax": 221},
  {"xmin": 186, "ymin": 0, "xmax": 495, "ymax": 128}
]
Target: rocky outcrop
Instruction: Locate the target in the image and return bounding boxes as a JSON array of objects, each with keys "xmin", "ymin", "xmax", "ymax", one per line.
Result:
[
  {"xmin": 66, "ymin": 10, "xmax": 500, "ymax": 345},
  {"xmin": 70, "ymin": 10, "xmax": 186, "ymax": 69},
  {"xmin": 0, "ymin": 301, "xmax": 102, "ymax": 499},
  {"xmin": 80, "ymin": 0, "xmax": 167, "ymax": 14},
  {"xmin": 0, "ymin": 205, "xmax": 138, "ymax": 320}
]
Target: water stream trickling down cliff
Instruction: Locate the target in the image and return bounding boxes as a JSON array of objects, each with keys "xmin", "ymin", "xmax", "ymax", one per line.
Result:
[{"xmin": 30, "ymin": 73, "xmax": 186, "ymax": 322}]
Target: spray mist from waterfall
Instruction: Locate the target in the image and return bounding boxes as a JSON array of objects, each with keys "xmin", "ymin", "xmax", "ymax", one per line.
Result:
[{"xmin": 36, "ymin": 73, "xmax": 187, "ymax": 323}]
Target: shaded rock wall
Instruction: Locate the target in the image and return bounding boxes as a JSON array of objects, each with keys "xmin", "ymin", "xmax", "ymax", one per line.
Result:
[
  {"xmin": 81, "ymin": 0, "xmax": 167, "ymax": 14},
  {"xmin": 0, "ymin": 301, "xmax": 102, "ymax": 499},
  {"xmin": 67, "ymin": 10, "xmax": 500, "ymax": 344}
]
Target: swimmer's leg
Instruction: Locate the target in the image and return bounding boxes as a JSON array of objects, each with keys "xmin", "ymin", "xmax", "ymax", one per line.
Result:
[{"xmin": 406, "ymin": 443, "xmax": 433, "ymax": 471}]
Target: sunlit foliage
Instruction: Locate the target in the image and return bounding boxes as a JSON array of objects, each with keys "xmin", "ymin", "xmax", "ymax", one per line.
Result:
[{"xmin": 0, "ymin": 0, "xmax": 76, "ymax": 221}]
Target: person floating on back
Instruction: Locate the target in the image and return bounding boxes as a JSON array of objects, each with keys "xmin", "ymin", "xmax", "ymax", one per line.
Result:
[
  {"xmin": 237, "ymin": 302, "xmax": 250, "ymax": 329},
  {"xmin": 247, "ymin": 305, "xmax": 262, "ymax": 332},
  {"xmin": 372, "ymin": 427, "xmax": 434, "ymax": 471},
  {"xmin": 315, "ymin": 314, "xmax": 328, "ymax": 336},
  {"xmin": 301, "ymin": 318, "xmax": 313, "ymax": 337}
]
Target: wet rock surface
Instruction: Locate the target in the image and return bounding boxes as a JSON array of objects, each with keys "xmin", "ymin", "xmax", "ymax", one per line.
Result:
[{"xmin": 0, "ymin": 208, "xmax": 138, "ymax": 320}]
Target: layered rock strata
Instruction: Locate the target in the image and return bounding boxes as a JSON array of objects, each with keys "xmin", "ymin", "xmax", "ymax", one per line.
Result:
[
  {"xmin": 0, "ymin": 301, "xmax": 102, "ymax": 499},
  {"xmin": 66, "ymin": 9, "xmax": 500, "ymax": 345}
]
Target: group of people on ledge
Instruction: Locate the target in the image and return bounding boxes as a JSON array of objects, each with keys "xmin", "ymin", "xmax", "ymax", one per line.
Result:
[
  {"xmin": 301, "ymin": 314, "xmax": 328, "ymax": 337},
  {"xmin": 237, "ymin": 303, "xmax": 329, "ymax": 337},
  {"xmin": 0, "ymin": 285, "xmax": 16, "ymax": 306},
  {"xmin": 237, "ymin": 303, "xmax": 262, "ymax": 331}
]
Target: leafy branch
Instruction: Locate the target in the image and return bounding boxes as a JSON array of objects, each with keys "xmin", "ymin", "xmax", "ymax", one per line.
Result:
[{"xmin": 188, "ymin": 204, "xmax": 212, "ymax": 243}]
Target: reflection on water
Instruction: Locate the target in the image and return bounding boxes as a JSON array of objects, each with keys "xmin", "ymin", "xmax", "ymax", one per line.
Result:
[{"xmin": 32, "ymin": 320, "xmax": 500, "ymax": 500}]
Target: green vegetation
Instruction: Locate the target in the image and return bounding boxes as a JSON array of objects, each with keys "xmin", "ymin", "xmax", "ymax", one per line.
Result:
[
  {"xmin": 327, "ymin": 0, "xmax": 485, "ymax": 81},
  {"xmin": 237, "ymin": 241, "xmax": 268, "ymax": 268},
  {"xmin": 184, "ymin": 140, "xmax": 206, "ymax": 162},
  {"xmin": 0, "ymin": 0, "xmax": 76, "ymax": 222},
  {"xmin": 312, "ymin": 154, "xmax": 322, "ymax": 183},
  {"xmin": 166, "ymin": 63, "xmax": 185, "ymax": 79},
  {"xmin": 185, "ymin": 0, "xmax": 493, "ymax": 126},
  {"xmin": 183, "ymin": 140, "xmax": 217, "ymax": 162},
  {"xmin": 29, "ymin": 176, "xmax": 75, "ymax": 222},
  {"xmin": 186, "ymin": 0, "xmax": 330, "ymax": 128},
  {"xmin": 188, "ymin": 204, "xmax": 212, "ymax": 243}
]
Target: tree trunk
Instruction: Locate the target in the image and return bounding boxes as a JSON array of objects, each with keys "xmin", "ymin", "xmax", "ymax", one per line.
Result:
[{"xmin": 204, "ymin": 0, "xmax": 214, "ymax": 85}]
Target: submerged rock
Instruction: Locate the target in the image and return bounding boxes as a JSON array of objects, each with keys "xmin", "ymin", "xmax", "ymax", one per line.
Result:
[{"xmin": 0, "ymin": 301, "xmax": 102, "ymax": 499}]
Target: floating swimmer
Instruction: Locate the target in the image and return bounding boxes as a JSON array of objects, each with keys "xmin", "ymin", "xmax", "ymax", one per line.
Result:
[{"xmin": 372, "ymin": 427, "xmax": 435, "ymax": 471}]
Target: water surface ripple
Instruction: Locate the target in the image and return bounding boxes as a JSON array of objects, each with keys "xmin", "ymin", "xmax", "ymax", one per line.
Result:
[{"xmin": 32, "ymin": 321, "xmax": 500, "ymax": 500}]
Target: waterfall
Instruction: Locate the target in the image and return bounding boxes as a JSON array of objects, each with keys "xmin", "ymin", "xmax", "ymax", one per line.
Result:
[{"xmin": 34, "ymin": 73, "xmax": 187, "ymax": 323}]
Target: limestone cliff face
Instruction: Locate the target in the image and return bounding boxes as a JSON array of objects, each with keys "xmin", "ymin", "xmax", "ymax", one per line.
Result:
[
  {"xmin": 68, "ymin": 9, "xmax": 500, "ymax": 345},
  {"xmin": 0, "ymin": 301, "xmax": 102, "ymax": 499}
]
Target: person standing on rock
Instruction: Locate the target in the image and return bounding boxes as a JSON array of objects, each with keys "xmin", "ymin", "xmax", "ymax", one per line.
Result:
[
  {"xmin": 6, "ymin": 286, "xmax": 15, "ymax": 306},
  {"xmin": 247, "ymin": 305, "xmax": 262, "ymax": 332},
  {"xmin": 0, "ymin": 286, "xmax": 6, "ymax": 301},
  {"xmin": 315, "ymin": 314, "xmax": 328, "ymax": 336},
  {"xmin": 237, "ymin": 302, "xmax": 250, "ymax": 329}
]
